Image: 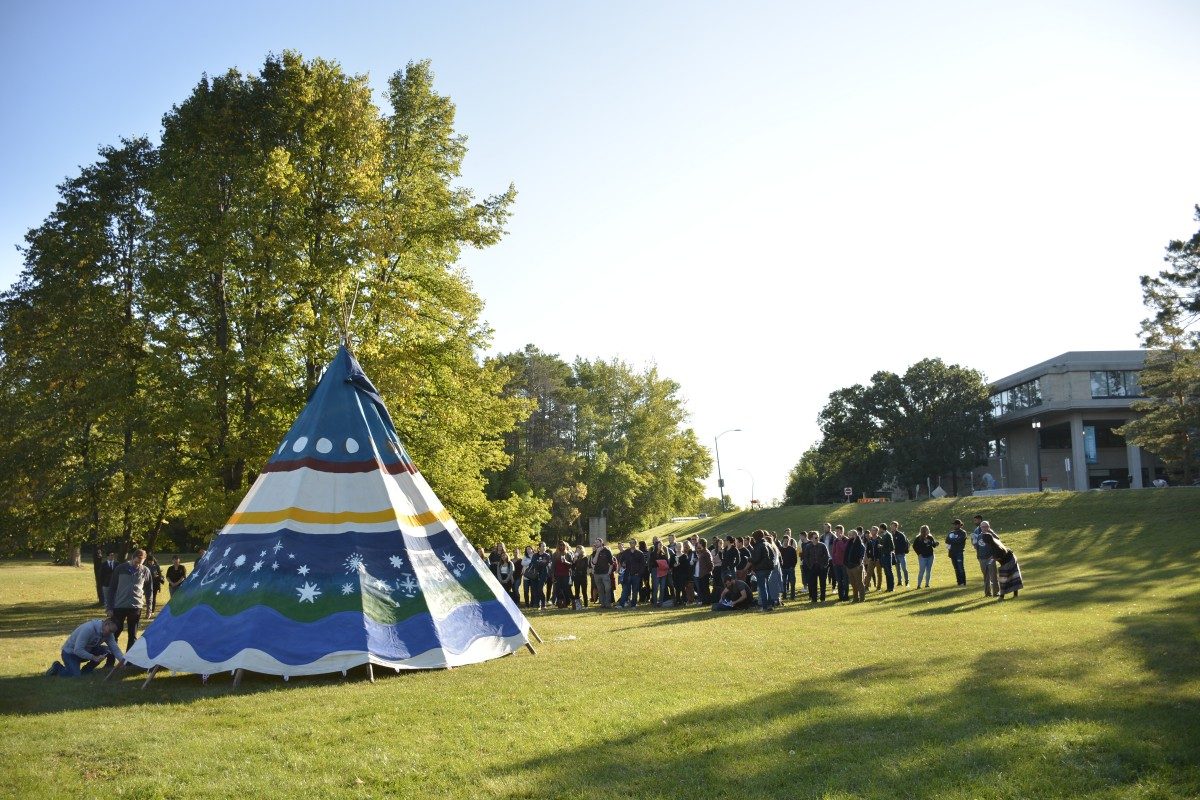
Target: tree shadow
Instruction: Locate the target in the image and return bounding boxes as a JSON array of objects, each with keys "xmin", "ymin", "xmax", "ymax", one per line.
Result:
[
  {"xmin": 494, "ymin": 644, "xmax": 1199, "ymax": 799},
  {"xmin": 0, "ymin": 600, "xmax": 105, "ymax": 640}
]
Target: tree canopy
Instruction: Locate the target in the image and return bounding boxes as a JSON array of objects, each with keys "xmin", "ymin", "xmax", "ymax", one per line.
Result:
[{"xmin": 0, "ymin": 54, "xmax": 547, "ymax": 560}]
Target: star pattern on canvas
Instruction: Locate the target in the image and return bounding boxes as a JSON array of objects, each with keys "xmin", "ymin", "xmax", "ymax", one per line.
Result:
[
  {"xmin": 234, "ymin": 555, "xmax": 246, "ymax": 567},
  {"xmin": 297, "ymin": 564, "xmax": 310, "ymax": 576},
  {"xmin": 227, "ymin": 582, "xmax": 237, "ymax": 591},
  {"xmin": 341, "ymin": 583, "xmax": 355, "ymax": 595},
  {"xmin": 343, "ymin": 552, "xmax": 365, "ymax": 572},
  {"xmin": 223, "ymin": 547, "xmax": 231, "ymax": 557},
  {"xmin": 389, "ymin": 555, "xmax": 405, "ymax": 569},
  {"xmin": 440, "ymin": 550, "xmax": 457, "ymax": 567},
  {"xmin": 271, "ymin": 561, "xmax": 280, "ymax": 571},
  {"xmin": 211, "ymin": 563, "xmax": 226, "ymax": 576},
  {"xmin": 252, "ymin": 560, "xmax": 263, "ymax": 572},
  {"xmin": 259, "ymin": 550, "xmax": 267, "ymax": 558},
  {"xmin": 287, "ymin": 553, "xmax": 296, "ymax": 560},
  {"xmin": 252, "ymin": 582, "xmax": 260, "ymax": 589},
  {"xmin": 296, "ymin": 582, "xmax": 321, "ymax": 603},
  {"xmin": 398, "ymin": 574, "xmax": 418, "ymax": 596},
  {"xmin": 272, "ymin": 542, "xmax": 283, "ymax": 553}
]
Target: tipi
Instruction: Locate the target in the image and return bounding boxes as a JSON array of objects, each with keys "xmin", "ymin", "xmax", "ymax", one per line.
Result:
[{"xmin": 127, "ymin": 346, "xmax": 534, "ymax": 678}]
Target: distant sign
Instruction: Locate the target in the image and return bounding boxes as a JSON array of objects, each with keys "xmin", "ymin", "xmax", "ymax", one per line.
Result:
[{"xmin": 843, "ymin": 487, "xmax": 853, "ymax": 497}]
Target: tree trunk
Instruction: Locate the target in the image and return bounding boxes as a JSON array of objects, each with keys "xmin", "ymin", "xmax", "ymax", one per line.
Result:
[{"xmin": 69, "ymin": 545, "xmax": 82, "ymax": 568}]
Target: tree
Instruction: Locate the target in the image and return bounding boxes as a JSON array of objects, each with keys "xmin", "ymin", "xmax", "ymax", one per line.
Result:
[{"xmin": 1118, "ymin": 206, "xmax": 1200, "ymax": 482}]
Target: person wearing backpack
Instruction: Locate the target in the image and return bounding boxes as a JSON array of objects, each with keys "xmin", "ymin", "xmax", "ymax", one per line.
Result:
[{"xmin": 890, "ymin": 521, "xmax": 910, "ymax": 587}]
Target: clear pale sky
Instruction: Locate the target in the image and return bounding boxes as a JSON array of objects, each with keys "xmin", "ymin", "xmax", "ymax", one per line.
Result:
[{"xmin": 3, "ymin": 1, "xmax": 1199, "ymax": 506}]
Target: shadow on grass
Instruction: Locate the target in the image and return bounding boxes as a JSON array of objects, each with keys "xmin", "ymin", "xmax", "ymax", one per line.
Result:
[
  {"xmin": 0, "ymin": 600, "xmax": 104, "ymax": 640},
  {"xmin": 497, "ymin": 644, "xmax": 1200, "ymax": 799},
  {"xmin": 0, "ymin": 660, "xmax": 389, "ymax": 717}
]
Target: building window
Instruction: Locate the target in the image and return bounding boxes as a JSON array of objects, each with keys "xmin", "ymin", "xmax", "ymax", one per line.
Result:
[
  {"xmin": 1090, "ymin": 370, "xmax": 1143, "ymax": 399},
  {"xmin": 990, "ymin": 378, "xmax": 1042, "ymax": 417}
]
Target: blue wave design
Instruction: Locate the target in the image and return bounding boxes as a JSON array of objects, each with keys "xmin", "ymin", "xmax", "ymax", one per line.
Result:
[{"xmin": 140, "ymin": 598, "xmax": 521, "ymax": 666}]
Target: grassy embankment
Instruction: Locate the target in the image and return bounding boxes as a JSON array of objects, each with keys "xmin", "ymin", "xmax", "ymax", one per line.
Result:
[{"xmin": 0, "ymin": 489, "xmax": 1197, "ymax": 799}]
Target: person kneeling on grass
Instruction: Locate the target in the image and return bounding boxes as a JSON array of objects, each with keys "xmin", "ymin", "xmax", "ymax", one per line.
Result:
[
  {"xmin": 46, "ymin": 618, "xmax": 125, "ymax": 677},
  {"xmin": 712, "ymin": 575, "xmax": 753, "ymax": 612}
]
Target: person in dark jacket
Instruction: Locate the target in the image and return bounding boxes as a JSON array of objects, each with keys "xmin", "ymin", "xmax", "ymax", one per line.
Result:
[
  {"xmin": 165, "ymin": 556, "xmax": 187, "ymax": 598},
  {"xmin": 979, "ymin": 522, "xmax": 1023, "ymax": 599},
  {"xmin": 617, "ymin": 540, "xmax": 645, "ymax": 609},
  {"xmin": 844, "ymin": 530, "xmax": 867, "ymax": 602},
  {"xmin": 712, "ymin": 575, "xmax": 752, "ymax": 611},
  {"xmin": 802, "ymin": 531, "xmax": 830, "ymax": 602},
  {"xmin": 749, "ymin": 531, "xmax": 775, "ymax": 611},
  {"xmin": 877, "ymin": 524, "xmax": 895, "ymax": 592},
  {"xmin": 891, "ymin": 521, "xmax": 910, "ymax": 587},
  {"xmin": 97, "ymin": 552, "xmax": 118, "ymax": 608},
  {"xmin": 946, "ymin": 520, "xmax": 968, "ymax": 586},
  {"xmin": 913, "ymin": 525, "xmax": 939, "ymax": 587},
  {"xmin": 831, "ymin": 526, "xmax": 850, "ymax": 601},
  {"xmin": 779, "ymin": 531, "xmax": 799, "ymax": 601}
]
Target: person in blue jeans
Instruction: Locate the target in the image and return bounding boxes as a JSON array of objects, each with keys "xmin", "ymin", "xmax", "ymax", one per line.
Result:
[
  {"xmin": 912, "ymin": 525, "xmax": 939, "ymax": 587},
  {"xmin": 617, "ymin": 539, "xmax": 645, "ymax": 608},
  {"xmin": 946, "ymin": 519, "xmax": 968, "ymax": 586},
  {"xmin": 890, "ymin": 522, "xmax": 910, "ymax": 587},
  {"xmin": 749, "ymin": 530, "xmax": 776, "ymax": 611},
  {"xmin": 46, "ymin": 618, "xmax": 124, "ymax": 676}
]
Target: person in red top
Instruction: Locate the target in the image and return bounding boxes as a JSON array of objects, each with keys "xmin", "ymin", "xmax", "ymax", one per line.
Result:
[
  {"xmin": 830, "ymin": 525, "xmax": 850, "ymax": 602},
  {"xmin": 552, "ymin": 542, "xmax": 573, "ymax": 608},
  {"xmin": 652, "ymin": 543, "xmax": 671, "ymax": 605}
]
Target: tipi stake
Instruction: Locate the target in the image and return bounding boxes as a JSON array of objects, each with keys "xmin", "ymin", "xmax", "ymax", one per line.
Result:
[
  {"xmin": 528, "ymin": 626, "xmax": 545, "ymax": 644},
  {"xmin": 231, "ymin": 668, "xmax": 244, "ymax": 689},
  {"xmin": 525, "ymin": 642, "xmax": 537, "ymax": 656},
  {"xmin": 140, "ymin": 665, "xmax": 161, "ymax": 689},
  {"xmin": 366, "ymin": 663, "xmax": 375, "ymax": 684},
  {"xmin": 104, "ymin": 663, "xmax": 126, "ymax": 682}
]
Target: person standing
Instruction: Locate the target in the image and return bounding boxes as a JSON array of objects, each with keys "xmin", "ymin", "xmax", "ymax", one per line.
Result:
[
  {"xmin": 617, "ymin": 539, "xmax": 645, "ymax": 609},
  {"xmin": 803, "ymin": 531, "xmax": 830, "ymax": 602},
  {"xmin": 820, "ymin": 524, "xmax": 837, "ymax": 594},
  {"xmin": 891, "ymin": 522, "xmax": 910, "ymax": 587},
  {"xmin": 695, "ymin": 538, "xmax": 713, "ymax": 605},
  {"xmin": 749, "ymin": 531, "xmax": 775, "ymax": 612},
  {"xmin": 144, "ymin": 555, "xmax": 164, "ymax": 617},
  {"xmin": 97, "ymin": 552, "xmax": 118, "ymax": 608},
  {"xmin": 864, "ymin": 528, "xmax": 880, "ymax": 591},
  {"xmin": 497, "ymin": 552, "xmax": 516, "ymax": 600},
  {"xmin": 106, "ymin": 549, "xmax": 151, "ymax": 651},
  {"xmin": 779, "ymin": 531, "xmax": 799, "ymax": 602},
  {"xmin": 520, "ymin": 546, "xmax": 536, "ymax": 608},
  {"xmin": 831, "ymin": 526, "xmax": 850, "ymax": 602},
  {"xmin": 591, "ymin": 539, "xmax": 615, "ymax": 608},
  {"xmin": 45, "ymin": 618, "xmax": 125, "ymax": 677},
  {"xmin": 844, "ymin": 529, "xmax": 867, "ymax": 603},
  {"xmin": 971, "ymin": 514, "xmax": 1000, "ymax": 597},
  {"xmin": 913, "ymin": 526, "xmax": 939, "ymax": 588},
  {"xmin": 878, "ymin": 523, "xmax": 895, "ymax": 592},
  {"xmin": 946, "ymin": 519, "xmax": 968, "ymax": 587},
  {"xmin": 165, "ymin": 556, "xmax": 187, "ymax": 598}
]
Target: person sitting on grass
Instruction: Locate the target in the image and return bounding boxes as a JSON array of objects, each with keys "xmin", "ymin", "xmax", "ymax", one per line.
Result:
[
  {"xmin": 712, "ymin": 575, "xmax": 752, "ymax": 612},
  {"xmin": 46, "ymin": 618, "xmax": 125, "ymax": 677}
]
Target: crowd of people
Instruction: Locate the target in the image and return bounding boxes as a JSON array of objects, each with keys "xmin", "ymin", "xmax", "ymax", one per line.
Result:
[{"xmin": 482, "ymin": 514, "xmax": 1025, "ymax": 613}]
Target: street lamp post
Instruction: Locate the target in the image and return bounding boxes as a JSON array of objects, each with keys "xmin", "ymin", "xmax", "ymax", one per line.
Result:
[
  {"xmin": 1031, "ymin": 420, "xmax": 1043, "ymax": 491},
  {"xmin": 714, "ymin": 428, "xmax": 741, "ymax": 511},
  {"xmin": 738, "ymin": 468, "xmax": 755, "ymax": 510}
]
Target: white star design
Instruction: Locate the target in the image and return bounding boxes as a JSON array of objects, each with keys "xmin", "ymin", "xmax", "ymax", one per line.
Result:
[
  {"xmin": 440, "ymin": 550, "xmax": 457, "ymax": 567},
  {"xmin": 296, "ymin": 582, "xmax": 321, "ymax": 603},
  {"xmin": 272, "ymin": 542, "xmax": 283, "ymax": 553},
  {"xmin": 212, "ymin": 563, "xmax": 226, "ymax": 576},
  {"xmin": 252, "ymin": 560, "xmax": 263, "ymax": 572},
  {"xmin": 219, "ymin": 582, "xmax": 228, "ymax": 590},
  {"xmin": 234, "ymin": 555, "xmax": 246, "ymax": 567},
  {"xmin": 287, "ymin": 553, "xmax": 296, "ymax": 560},
  {"xmin": 373, "ymin": 577, "xmax": 390, "ymax": 592},
  {"xmin": 389, "ymin": 555, "xmax": 405, "ymax": 569},
  {"xmin": 271, "ymin": 561, "xmax": 279, "ymax": 571},
  {"xmin": 453, "ymin": 568, "xmax": 464, "ymax": 578},
  {"xmin": 399, "ymin": 575, "xmax": 418, "ymax": 595},
  {"xmin": 297, "ymin": 564, "xmax": 310, "ymax": 576},
  {"xmin": 344, "ymin": 552, "xmax": 365, "ymax": 572},
  {"xmin": 223, "ymin": 547, "xmax": 231, "ymax": 557},
  {"xmin": 259, "ymin": 550, "xmax": 267, "ymax": 558},
  {"xmin": 227, "ymin": 582, "xmax": 236, "ymax": 591},
  {"xmin": 341, "ymin": 583, "xmax": 355, "ymax": 595},
  {"xmin": 252, "ymin": 582, "xmax": 260, "ymax": 589}
]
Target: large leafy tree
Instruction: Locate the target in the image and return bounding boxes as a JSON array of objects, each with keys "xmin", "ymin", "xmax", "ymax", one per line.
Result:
[
  {"xmin": 1, "ymin": 53, "xmax": 549, "ymax": 556},
  {"xmin": 1118, "ymin": 206, "xmax": 1200, "ymax": 482}
]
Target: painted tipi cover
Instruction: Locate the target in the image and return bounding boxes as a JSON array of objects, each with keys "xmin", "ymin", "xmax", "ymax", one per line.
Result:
[{"xmin": 127, "ymin": 346, "xmax": 532, "ymax": 676}]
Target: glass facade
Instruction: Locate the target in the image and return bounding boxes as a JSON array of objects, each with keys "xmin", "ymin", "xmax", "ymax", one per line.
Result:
[
  {"xmin": 1090, "ymin": 370, "xmax": 1143, "ymax": 398},
  {"xmin": 990, "ymin": 378, "xmax": 1042, "ymax": 417}
]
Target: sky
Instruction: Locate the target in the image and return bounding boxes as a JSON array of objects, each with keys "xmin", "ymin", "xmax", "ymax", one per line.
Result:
[{"xmin": 2, "ymin": 0, "xmax": 1199, "ymax": 507}]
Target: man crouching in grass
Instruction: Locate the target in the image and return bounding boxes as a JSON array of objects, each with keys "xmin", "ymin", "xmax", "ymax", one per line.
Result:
[
  {"xmin": 45, "ymin": 618, "xmax": 126, "ymax": 677},
  {"xmin": 712, "ymin": 575, "xmax": 753, "ymax": 612}
]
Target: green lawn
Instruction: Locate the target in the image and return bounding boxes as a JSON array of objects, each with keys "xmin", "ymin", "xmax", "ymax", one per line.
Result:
[{"xmin": 1, "ymin": 490, "xmax": 1198, "ymax": 799}]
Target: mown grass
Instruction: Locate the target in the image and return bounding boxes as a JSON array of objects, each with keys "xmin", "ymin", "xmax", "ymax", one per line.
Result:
[{"xmin": 1, "ymin": 490, "xmax": 1198, "ymax": 799}]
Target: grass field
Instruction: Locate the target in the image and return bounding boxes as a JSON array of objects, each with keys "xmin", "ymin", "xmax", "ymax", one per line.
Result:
[{"xmin": 1, "ymin": 490, "xmax": 1198, "ymax": 799}]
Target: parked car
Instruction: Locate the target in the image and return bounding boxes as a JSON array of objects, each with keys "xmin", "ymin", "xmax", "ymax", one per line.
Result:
[{"xmin": 1099, "ymin": 479, "xmax": 1120, "ymax": 490}]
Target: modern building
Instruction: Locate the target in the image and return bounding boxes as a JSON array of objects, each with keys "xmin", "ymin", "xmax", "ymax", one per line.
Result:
[{"xmin": 979, "ymin": 351, "xmax": 1165, "ymax": 492}]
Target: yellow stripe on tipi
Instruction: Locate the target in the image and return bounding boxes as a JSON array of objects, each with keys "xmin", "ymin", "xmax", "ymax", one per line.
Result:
[{"xmin": 227, "ymin": 506, "xmax": 452, "ymax": 527}]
